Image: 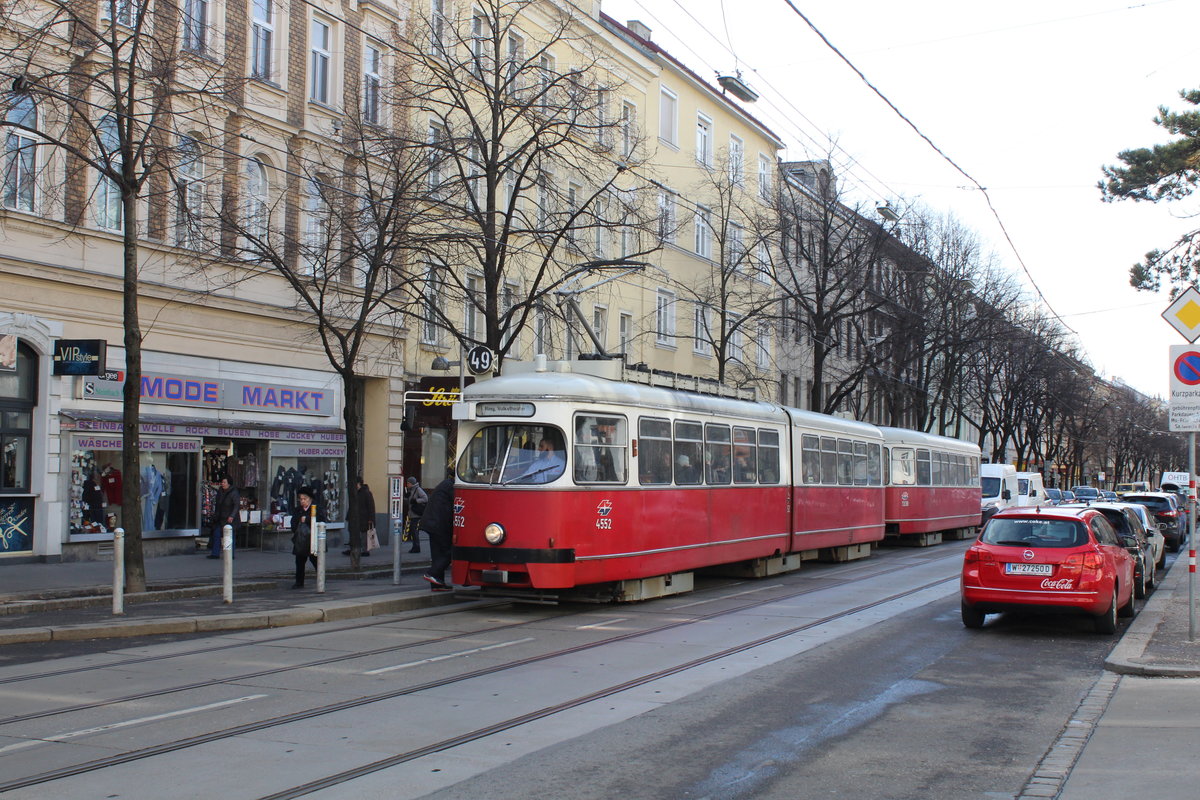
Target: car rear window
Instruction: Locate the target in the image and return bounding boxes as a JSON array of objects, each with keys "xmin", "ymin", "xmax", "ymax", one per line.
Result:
[
  {"xmin": 1125, "ymin": 496, "xmax": 1171, "ymax": 512},
  {"xmin": 981, "ymin": 518, "xmax": 1088, "ymax": 548}
]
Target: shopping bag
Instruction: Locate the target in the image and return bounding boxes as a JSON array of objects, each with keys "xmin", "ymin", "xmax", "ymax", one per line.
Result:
[{"xmin": 366, "ymin": 526, "xmax": 380, "ymax": 552}]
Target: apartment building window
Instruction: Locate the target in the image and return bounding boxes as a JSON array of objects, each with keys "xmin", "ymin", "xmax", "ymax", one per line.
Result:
[
  {"xmin": 756, "ymin": 323, "xmax": 771, "ymax": 369},
  {"xmin": 592, "ymin": 305, "xmax": 608, "ymax": 352},
  {"xmin": 506, "ymin": 32, "xmax": 524, "ymax": 91},
  {"xmin": 465, "ymin": 274, "xmax": 483, "ymax": 343},
  {"xmin": 727, "ymin": 222, "xmax": 745, "ymax": 271},
  {"xmin": 621, "ymin": 100, "xmax": 637, "ymax": 157},
  {"xmin": 421, "ymin": 264, "xmax": 443, "ymax": 345},
  {"xmin": 694, "ymin": 205, "xmax": 712, "ymax": 259},
  {"xmin": 566, "ymin": 181, "xmax": 581, "ymax": 245},
  {"xmin": 102, "ymin": 0, "xmax": 139, "ymax": 27},
  {"xmin": 535, "ymin": 305, "xmax": 551, "ymax": 356},
  {"xmin": 755, "ymin": 241, "xmax": 771, "ymax": 282},
  {"xmin": 310, "ymin": 18, "xmax": 332, "ymax": 105},
  {"xmin": 593, "ymin": 194, "xmax": 609, "ymax": 258},
  {"xmin": 695, "ymin": 113, "xmax": 713, "ymax": 167},
  {"xmin": 182, "ymin": 0, "xmax": 208, "ymax": 54},
  {"xmin": 729, "ymin": 316, "xmax": 744, "ymax": 363},
  {"xmin": 363, "ymin": 44, "xmax": 382, "ymax": 125},
  {"xmin": 302, "ymin": 178, "xmax": 329, "ymax": 274},
  {"xmin": 659, "ymin": 87, "xmax": 678, "ymax": 145},
  {"xmin": 693, "ymin": 305, "xmax": 711, "ymax": 356},
  {"xmin": 656, "ymin": 189, "xmax": 675, "ymax": 244},
  {"xmin": 595, "ymin": 88, "xmax": 609, "ymax": 147},
  {"xmin": 175, "ymin": 136, "xmax": 204, "ymax": 249},
  {"xmin": 430, "ymin": 0, "xmax": 447, "ymax": 56},
  {"xmin": 427, "ymin": 121, "xmax": 447, "ymax": 193},
  {"xmin": 655, "ymin": 290, "xmax": 675, "ymax": 345},
  {"xmin": 95, "ymin": 115, "xmax": 122, "ymax": 232},
  {"xmin": 537, "ymin": 54, "xmax": 555, "ymax": 109},
  {"xmin": 251, "ymin": 0, "xmax": 273, "ymax": 81},
  {"xmin": 758, "ymin": 154, "xmax": 773, "ymax": 200},
  {"xmin": 728, "ymin": 135, "xmax": 744, "ymax": 186},
  {"xmin": 471, "ymin": 13, "xmax": 490, "ymax": 74},
  {"xmin": 243, "ymin": 157, "xmax": 269, "ymax": 242},
  {"xmin": 537, "ymin": 171, "xmax": 552, "ymax": 227},
  {"xmin": 502, "ymin": 282, "xmax": 520, "ymax": 356},
  {"xmin": 618, "ymin": 312, "xmax": 632, "ymax": 354},
  {"xmin": 3, "ymin": 97, "xmax": 37, "ymax": 213}
]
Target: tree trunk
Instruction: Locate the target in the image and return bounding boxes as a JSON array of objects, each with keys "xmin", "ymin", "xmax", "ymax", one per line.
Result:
[
  {"xmin": 343, "ymin": 374, "xmax": 361, "ymax": 571},
  {"xmin": 120, "ymin": 187, "xmax": 146, "ymax": 593}
]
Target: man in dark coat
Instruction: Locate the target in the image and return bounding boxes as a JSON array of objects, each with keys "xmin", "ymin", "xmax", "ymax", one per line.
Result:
[
  {"xmin": 420, "ymin": 474, "xmax": 456, "ymax": 591},
  {"xmin": 290, "ymin": 486, "xmax": 323, "ymax": 588},
  {"xmin": 343, "ymin": 477, "xmax": 376, "ymax": 557},
  {"xmin": 209, "ymin": 476, "xmax": 240, "ymax": 559}
]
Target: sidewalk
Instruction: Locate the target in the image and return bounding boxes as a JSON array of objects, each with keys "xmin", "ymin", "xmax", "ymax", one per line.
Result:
[
  {"xmin": 1025, "ymin": 552, "xmax": 1200, "ymax": 800},
  {"xmin": 0, "ymin": 545, "xmax": 459, "ymax": 645}
]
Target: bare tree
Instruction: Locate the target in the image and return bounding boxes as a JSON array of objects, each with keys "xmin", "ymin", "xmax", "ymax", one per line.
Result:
[
  {"xmin": 775, "ymin": 161, "xmax": 896, "ymax": 414},
  {"xmin": 1, "ymin": 0, "xmax": 233, "ymax": 590},
  {"xmin": 396, "ymin": 0, "xmax": 658, "ymax": 365}
]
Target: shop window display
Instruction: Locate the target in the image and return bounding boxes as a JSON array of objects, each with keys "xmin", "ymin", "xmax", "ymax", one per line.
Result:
[
  {"xmin": 70, "ymin": 439, "xmax": 199, "ymax": 535},
  {"xmin": 269, "ymin": 453, "xmax": 343, "ymax": 529}
]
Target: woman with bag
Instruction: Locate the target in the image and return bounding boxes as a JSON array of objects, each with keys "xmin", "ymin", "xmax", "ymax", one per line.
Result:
[
  {"xmin": 290, "ymin": 486, "xmax": 323, "ymax": 588},
  {"xmin": 344, "ymin": 477, "xmax": 377, "ymax": 557}
]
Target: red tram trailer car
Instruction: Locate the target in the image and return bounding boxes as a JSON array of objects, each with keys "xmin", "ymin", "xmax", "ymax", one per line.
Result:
[
  {"xmin": 879, "ymin": 428, "xmax": 983, "ymax": 546},
  {"xmin": 448, "ymin": 361, "xmax": 980, "ymax": 601}
]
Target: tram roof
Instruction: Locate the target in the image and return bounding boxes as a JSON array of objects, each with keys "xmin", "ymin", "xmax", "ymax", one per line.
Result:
[
  {"xmin": 876, "ymin": 426, "xmax": 980, "ymax": 454},
  {"xmin": 464, "ymin": 371, "xmax": 883, "ymax": 438}
]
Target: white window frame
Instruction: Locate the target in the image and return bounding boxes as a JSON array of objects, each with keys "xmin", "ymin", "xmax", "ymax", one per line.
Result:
[
  {"xmin": 758, "ymin": 153, "xmax": 773, "ymax": 200},
  {"xmin": 103, "ymin": 0, "xmax": 140, "ymax": 27},
  {"xmin": 310, "ymin": 18, "xmax": 332, "ymax": 105},
  {"xmin": 695, "ymin": 113, "xmax": 713, "ymax": 167},
  {"xmin": 502, "ymin": 281, "xmax": 520, "ymax": 356},
  {"xmin": 694, "ymin": 205, "xmax": 712, "ymax": 259},
  {"xmin": 727, "ymin": 222, "xmax": 745, "ymax": 272},
  {"xmin": 655, "ymin": 289, "xmax": 676, "ymax": 345},
  {"xmin": 251, "ymin": 0, "xmax": 273, "ymax": 81},
  {"xmin": 596, "ymin": 88, "xmax": 609, "ymax": 147},
  {"xmin": 656, "ymin": 189, "xmax": 675, "ymax": 245},
  {"xmin": 621, "ymin": 100, "xmax": 637, "ymax": 158},
  {"xmin": 243, "ymin": 157, "xmax": 269, "ymax": 244},
  {"xmin": 175, "ymin": 136, "xmax": 204, "ymax": 249},
  {"xmin": 658, "ymin": 87, "xmax": 678, "ymax": 146},
  {"xmin": 302, "ymin": 177, "xmax": 329, "ymax": 275},
  {"xmin": 95, "ymin": 115, "xmax": 123, "ymax": 232},
  {"xmin": 182, "ymin": 0, "xmax": 208, "ymax": 54},
  {"xmin": 506, "ymin": 32, "xmax": 525, "ymax": 92},
  {"xmin": 464, "ymin": 273, "xmax": 484, "ymax": 344},
  {"xmin": 619, "ymin": 311, "xmax": 632, "ymax": 354},
  {"xmin": 3, "ymin": 97, "xmax": 37, "ymax": 213},
  {"xmin": 728, "ymin": 134, "xmax": 744, "ymax": 186},
  {"xmin": 693, "ymin": 305, "xmax": 711, "ymax": 356},
  {"xmin": 592, "ymin": 304, "xmax": 608, "ymax": 352},
  {"xmin": 421, "ymin": 264, "xmax": 444, "ymax": 345},
  {"xmin": 427, "ymin": 120, "xmax": 447, "ymax": 193},
  {"xmin": 363, "ymin": 43, "xmax": 383, "ymax": 125},
  {"xmin": 430, "ymin": 0, "xmax": 447, "ymax": 56},
  {"xmin": 756, "ymin": 323, "xmax": 771, "ymax": 369},
  {"xmin": 729, "ymin": 314, "xmax": 744, "ymax": 364}
]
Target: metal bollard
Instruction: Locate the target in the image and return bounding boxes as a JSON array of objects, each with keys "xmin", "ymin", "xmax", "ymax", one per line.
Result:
[
  {"xmin": 316, "ymin": 522, "xmax": 327, "ymax": 594},
  {"xmin": 222, "ymin": 524, "xmax": 234, "ymax": 604},
  {"xmin": 112, "ymin": 527, "xmax": 125, "ymax": 616},
  {"xmin": 393, "ymin": 514, "xmax": 401, "ymax": 585}
]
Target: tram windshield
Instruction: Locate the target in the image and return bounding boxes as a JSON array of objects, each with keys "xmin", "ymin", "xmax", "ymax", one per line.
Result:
[{"xmin": 457, "ymin": 424, "xmax": 567, "ymax": 485}]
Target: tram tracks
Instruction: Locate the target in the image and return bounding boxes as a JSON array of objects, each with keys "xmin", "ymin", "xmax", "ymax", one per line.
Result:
[{"xmin": 0, "ymin": 548, "xmax": 964, "ymax": 794}]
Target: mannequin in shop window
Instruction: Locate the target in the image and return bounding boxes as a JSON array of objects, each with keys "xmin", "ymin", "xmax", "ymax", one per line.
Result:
[
  {"xmin": 81, "ymin": 471, "xmax": 105, "ymax": 527},
  {"xmin": 140, "ymin": 463, "xmax": 163, "ymax": 532}
]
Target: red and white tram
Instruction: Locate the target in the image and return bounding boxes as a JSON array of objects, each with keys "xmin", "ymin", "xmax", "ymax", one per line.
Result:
[
  {"xmin": 879, "ymin": 428, "xmax": 983, "ymax": 546},
  {"xmin": 447, "ymin": 363, "xmax": 978, "ymax": 600}
]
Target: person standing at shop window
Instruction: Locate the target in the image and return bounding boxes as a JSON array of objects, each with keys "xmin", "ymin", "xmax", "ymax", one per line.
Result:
[
  {"xmin": 290, "ymin": 486, "xmax": 323, "ymax": 588},
  {"xmin": 208, "ymin": 476, "xmax": 240, "ymax": 559}
]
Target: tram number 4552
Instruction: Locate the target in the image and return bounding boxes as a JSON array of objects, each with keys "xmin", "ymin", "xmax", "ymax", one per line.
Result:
[{"xmin": 595, "ymin": 518, "xmax": 612, "ymax": 530}]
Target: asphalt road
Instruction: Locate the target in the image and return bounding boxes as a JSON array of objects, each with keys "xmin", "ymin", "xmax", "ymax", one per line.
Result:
[{"xmin": 0, "ymin": 541, "xmax": 1132, "ymax": 799}]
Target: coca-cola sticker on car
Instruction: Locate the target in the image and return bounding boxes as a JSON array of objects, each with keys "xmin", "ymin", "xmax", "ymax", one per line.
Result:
[{"xmin": 1041, "ymin": 578, "xmax": 1074, "ymax": 590}]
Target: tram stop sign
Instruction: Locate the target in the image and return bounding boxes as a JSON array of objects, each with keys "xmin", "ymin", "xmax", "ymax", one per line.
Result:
[
  {"xmin": 1169, "ymin": 344, "xmax": 1200, "ymax": 431},
  {"xmin": 466, "ymin": 345, "xmax": 494, "ymax": 375}
]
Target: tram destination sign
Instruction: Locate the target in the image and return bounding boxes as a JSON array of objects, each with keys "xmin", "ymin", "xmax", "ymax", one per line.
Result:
[{"xmin": 1169, "ymin": 344, "xmax": 1200, "ymax": 431}]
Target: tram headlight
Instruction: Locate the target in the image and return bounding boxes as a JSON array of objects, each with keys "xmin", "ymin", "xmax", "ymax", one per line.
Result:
[{"xmin": 484, "ymin": 522, "xmax": 506, "ymax": 545}]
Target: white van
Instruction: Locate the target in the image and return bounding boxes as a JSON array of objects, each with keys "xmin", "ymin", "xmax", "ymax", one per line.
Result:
[
  {"xmin": 981, "ymin": 463, "xmax": 1019, "ymax": 521},
  {"xmin": 1015, "ymin": 471, "xmax": 1050, "ymax": 506}
]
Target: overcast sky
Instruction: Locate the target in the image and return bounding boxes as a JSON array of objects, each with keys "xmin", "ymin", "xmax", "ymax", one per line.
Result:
[{"xmin": 600, "ymin": 0, "xmax": 1200, "ymax": 398}]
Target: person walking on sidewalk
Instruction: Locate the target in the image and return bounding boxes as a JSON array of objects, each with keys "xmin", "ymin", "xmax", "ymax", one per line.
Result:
[
  {"xmin": 290, "ymin": 486, "xmax": 323, "ymax": 589},
  {"xmin": 209, "ymin": 476, "xmax": 240, "ymax": 559},
  {"xmin": 404, "ymin": 476, "xmax": 428, "ymax": 554},
  {"xmin": 343, "ymin": 477, "xmax": 376, "ymax": 557},
  {"xmin": 421, "ymin": 473, "xmax": 455, "ymax": 591}
]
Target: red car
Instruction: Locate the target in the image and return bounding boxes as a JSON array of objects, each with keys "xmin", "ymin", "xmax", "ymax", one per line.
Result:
[{"xmin": 960, "ymin": 506, "xmax": 1136, "ymax": 634}]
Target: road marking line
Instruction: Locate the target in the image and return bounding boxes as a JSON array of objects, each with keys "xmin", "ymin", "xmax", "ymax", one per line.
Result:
[
  {"xmin": 0, "ymin": 694, "xmax": 268, "ymax": 755},
  {"xmin": 577, "ymin": 618, "xmax": 628, "ymax": 630},
  {"xmin": 667, "ymin": 584, "xmax": 784, "ymax": 609},
  {"xmin": 363, "ymin": 638, "xmax": 535, "ymax": 675}
]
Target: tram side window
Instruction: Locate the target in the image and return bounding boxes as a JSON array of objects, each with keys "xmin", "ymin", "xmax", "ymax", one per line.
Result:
[
  {"xmin": 916, "ymin": 448, "xmax": 931, "ymax": 486},
  {"xmin": 801, "ymin": 435, "xmax": 821, "ymax": 484},
  {"xmin": 953, "ymin": 455, "xmax": 964, "ymax": 486},
  {"xmin": 820, "ymin": 437, "xmax": 837, "ymax": 485},
  {"xmin": 638, "ymin": 417, "xmax": 673, "ymax": 485},
  {"xmin": 891, "ymin": 447, "xmax": 916, "ymax": 486},
  {"xmin": 868, "ymin": 444, "xmax": 882, "ymax": 485},
  {"xmin": 733, "ymin": 427, "xmax": 757, "ymax": 483},
  {"xmin": 852, "ymin": 441, "xmax": 869, "ymax": 486},
  {"xmin": 931, "ymin": 451, "xmax": 942, "ymax": 486},
  {"xmin": 705, "ymin": 424, "xmax": 732, "ymax": 484},
  {"xmin": 457, "ymin": 424, "xmax": 567, "ymax": 485},
  {"xmin": 577, "ymin": 414, "xmax": 628, "ymax": 484},
  {"xmin": 757, "ymin": 429, "xmax": 780, "ymax": 484},
  {"xmin": 674, "ymin": 420, "xmax": 704, "ymax": 485},
  {"xmin": 837, "ymin": 439, "xmax": 853, "ymax": 485}
]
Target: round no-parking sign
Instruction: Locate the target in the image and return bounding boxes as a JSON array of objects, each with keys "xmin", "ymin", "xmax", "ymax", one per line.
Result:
[{"xmin": 1174, "ymin": 351, "xmax": 1200, "ymax": 386}]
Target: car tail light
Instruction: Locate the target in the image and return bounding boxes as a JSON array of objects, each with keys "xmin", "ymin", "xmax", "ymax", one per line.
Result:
[
  {"xmin": 963, "ymin": 546, "xmax": 995, "ymax": 566},
  {"xmin": 1063, "ymin": 550, "xmax": 1104, "ymax": 579}
]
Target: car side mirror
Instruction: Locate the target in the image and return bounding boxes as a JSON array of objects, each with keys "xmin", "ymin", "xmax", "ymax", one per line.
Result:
[{"xmin": 1002, "ymin": 489, "xmax": 1011, "ymax": 500}]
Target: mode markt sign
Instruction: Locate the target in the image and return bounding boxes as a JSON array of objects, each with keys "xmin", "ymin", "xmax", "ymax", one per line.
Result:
[{"xmin": 1169, "ymin": 344, "xmax": 1200, "ymax": 431}]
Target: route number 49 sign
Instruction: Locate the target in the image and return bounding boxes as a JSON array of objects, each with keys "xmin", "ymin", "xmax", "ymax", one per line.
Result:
[{"xmin": 466, "ymin": 345, "xmax": 494, "ymax": 375}]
